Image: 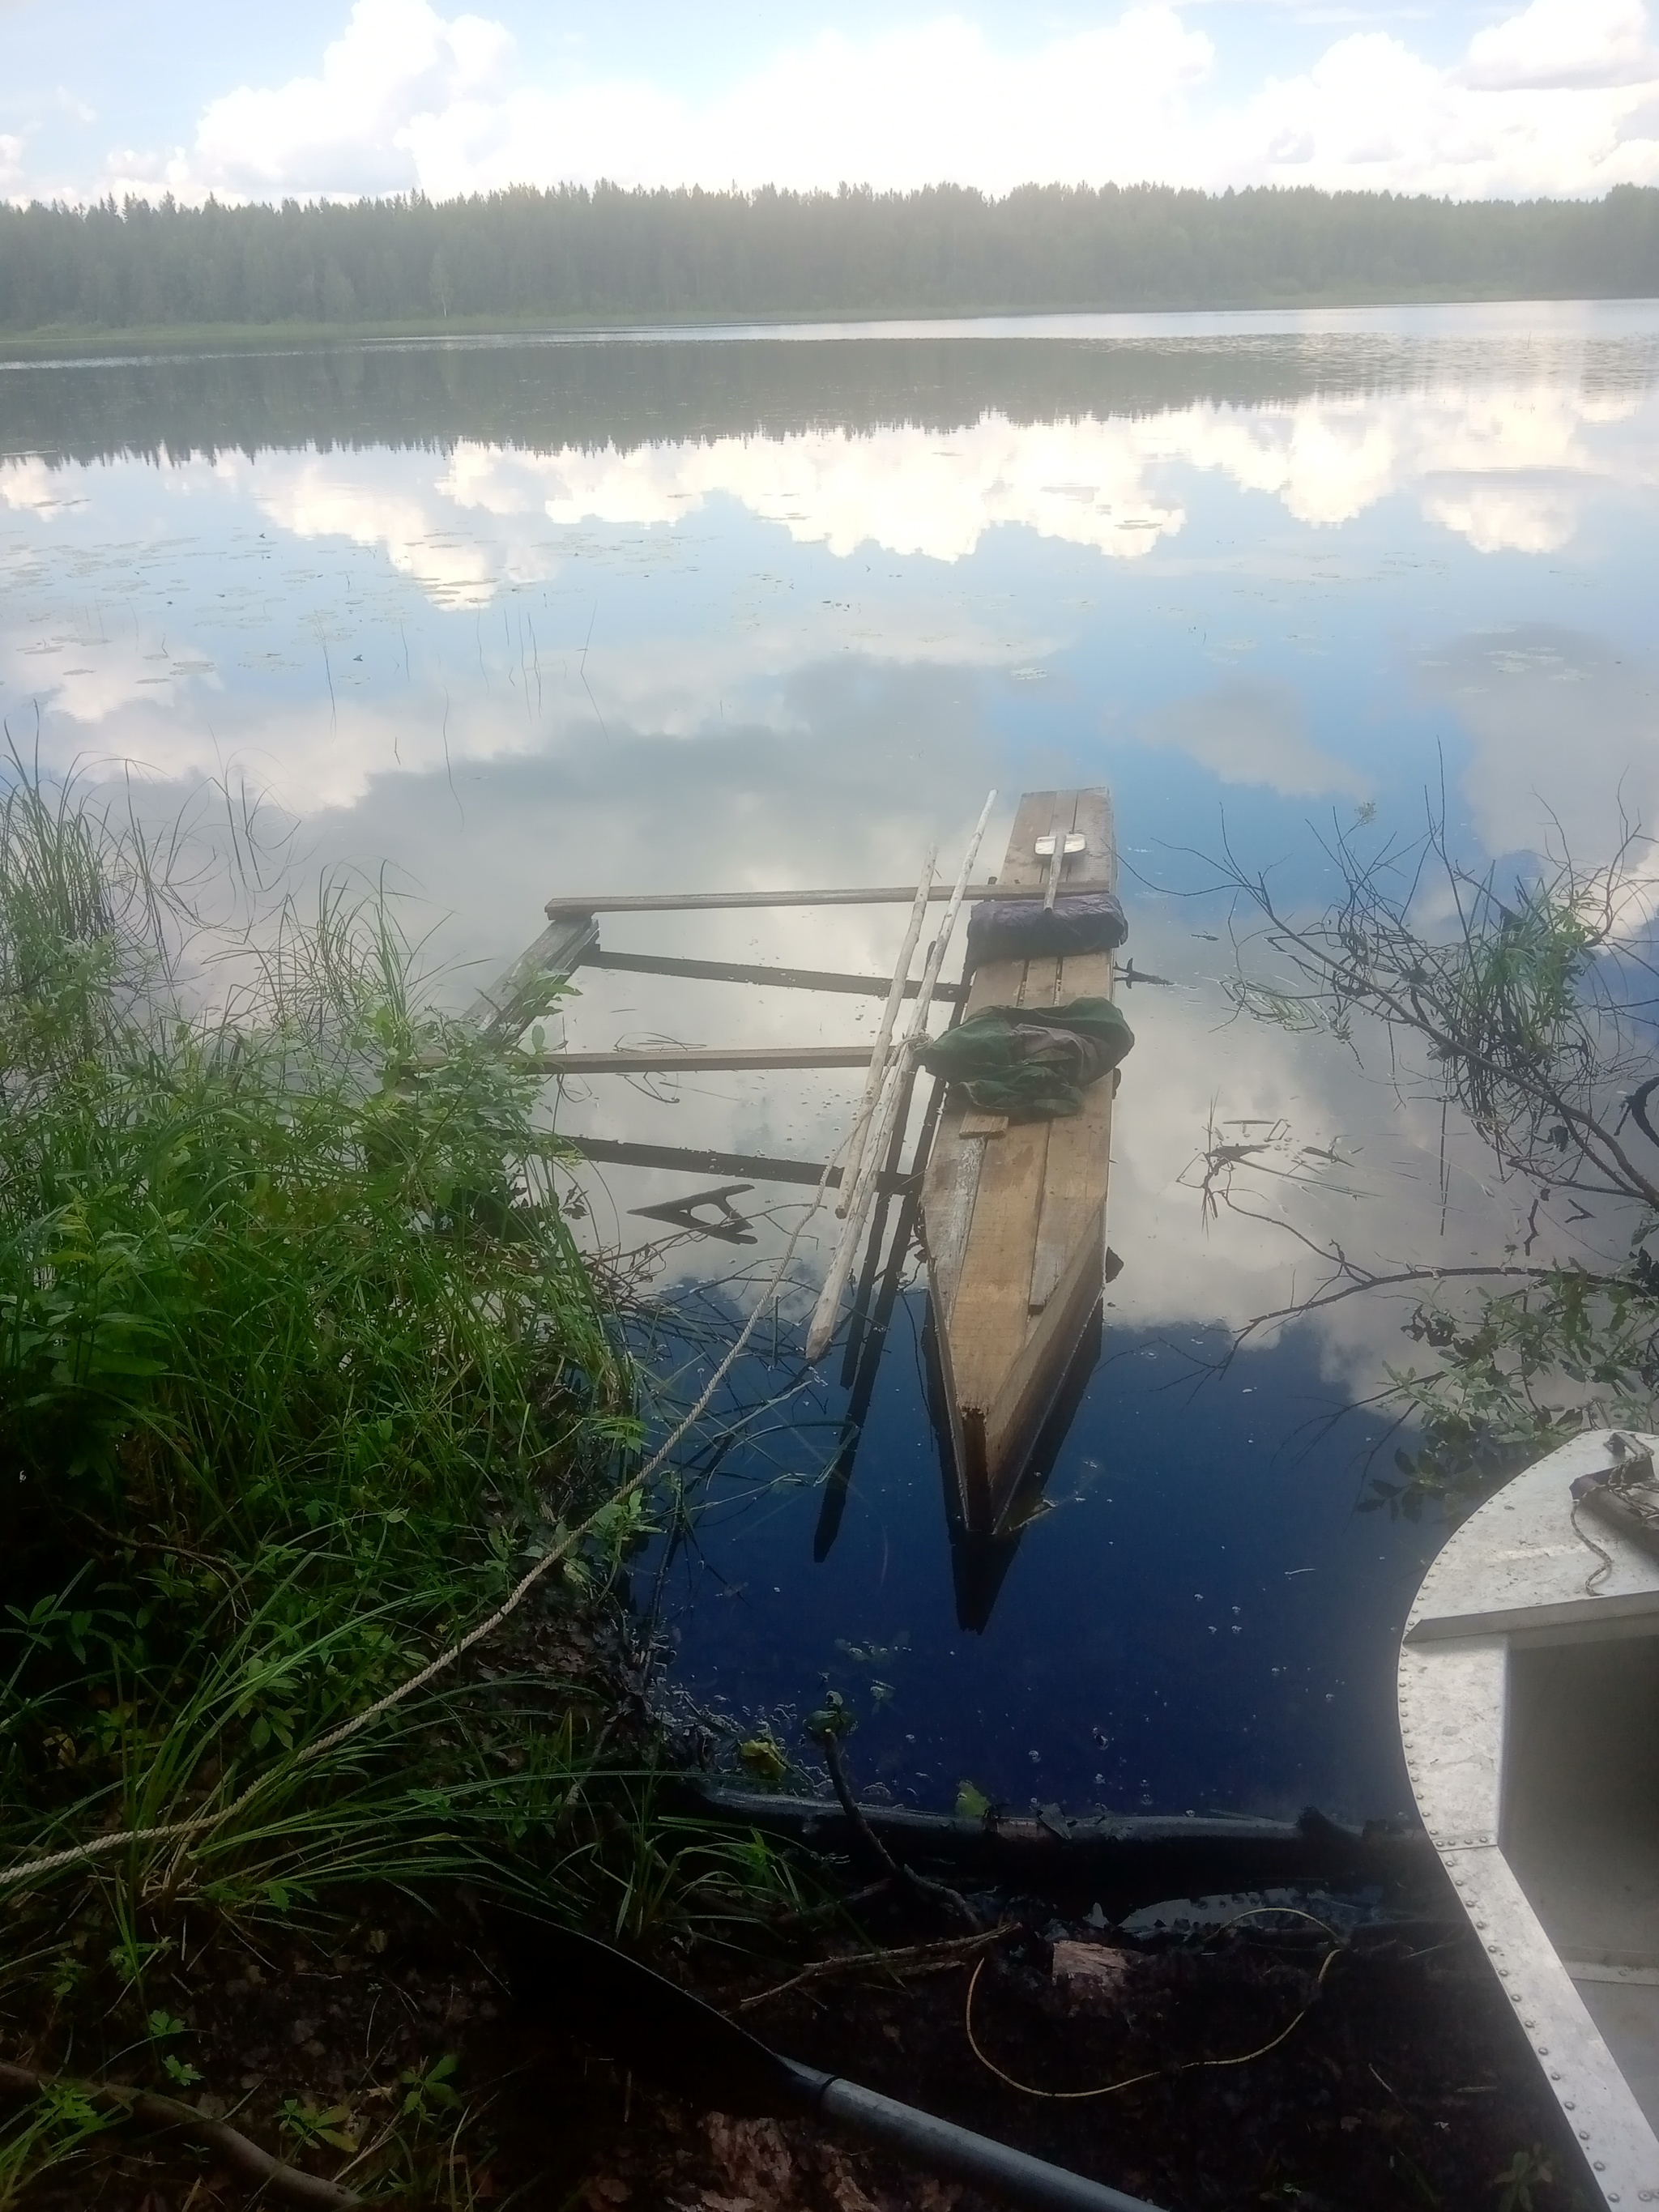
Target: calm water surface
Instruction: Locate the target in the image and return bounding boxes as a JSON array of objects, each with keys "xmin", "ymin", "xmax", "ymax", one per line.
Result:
[{"xmin": 5, "ymin": 300, "xmax": 1657, "ymax": 1824}]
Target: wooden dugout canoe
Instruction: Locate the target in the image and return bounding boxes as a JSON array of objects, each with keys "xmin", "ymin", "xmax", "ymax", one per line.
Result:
[
  {"xmin": 1399, "ymin": 1428, "xmax": 1659, "ymax": 2208},
  {"xmin": 921, "ymin": 788, "xmax": 1120, "ymax": 1536}
]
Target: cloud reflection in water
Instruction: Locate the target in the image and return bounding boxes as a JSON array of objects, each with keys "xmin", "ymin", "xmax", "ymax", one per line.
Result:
[{"xmin": 2, "ymin": 308, "xmax": 1657, "ymax": 1816}]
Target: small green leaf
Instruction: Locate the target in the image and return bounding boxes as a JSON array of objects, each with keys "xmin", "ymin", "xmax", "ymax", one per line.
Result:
[{"xmin": 737, "ymin": 1734, "xmax": 789, "ymax": 1784}]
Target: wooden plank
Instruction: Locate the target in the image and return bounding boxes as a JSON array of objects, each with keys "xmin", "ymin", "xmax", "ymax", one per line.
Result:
[
  {"xmin": 1027, "ymin": 793, "xmax": 1118, "ymax": 1313},
  {"xmin": 522, "ymin": 1044, "xmax": 873, "ymax": 1074},
  {"xmin": 923, "ymin": 793, "xmax": 1064, "ymax": 1324},
  {"xmin": 959, "ymin": 1111, "xmax": 1009, "ymax": 1137},
  {"xmin": 983, "ymin": 1222, "xmax": 1107, "ymax": 1526},
  {"xmin": 924, "ymin": 1132, "xmax": 987, "ymax": 1332},
  {"xmin": 582, "ymin": 947, "xmax": 966, "ymax": 1002},
  {"xmin": 940, "ymin": 1109, "xmax": 1051, "ymax": 1436},
  {"xmin": 1028, "ymin": 952, "xmax": 1115, "ymax": 1313},
  {"xmin": 465, "ymin": 912, "xmax": 597, "ymax": 1041},
  {"xmin": 545, "ymin": 883, "xmax": 1046, "ymax": 918},
  {"xmin": 559, "ymin": 1135, "xmax": 910, "ymax": 1196}
]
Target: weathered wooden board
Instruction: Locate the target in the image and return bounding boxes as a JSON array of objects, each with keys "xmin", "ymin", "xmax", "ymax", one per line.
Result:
[
  {"xmin": 921, "ymin": 789, "xmax": 1118, "ymax": 1532},
  {"xmin": 523, "ymin": 1044, "xmax": 875, "ymax": 1075},
  {"xmin": 546, "ymin": 882, "xmax": 1042, "ymax": 918},
  {"xmin": 465, "ymin": 911, "xmax": 597, "ymax": 1042}
]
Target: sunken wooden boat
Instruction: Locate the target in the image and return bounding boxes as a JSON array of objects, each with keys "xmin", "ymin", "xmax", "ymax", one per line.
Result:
[
  {"xmin": 921, "ymin": 788, "xmax": 1124, "ymax": 1537},
  {"xmin": 1398, "ymin": 1427, "xmax": 1659, "ymax": 2207}
]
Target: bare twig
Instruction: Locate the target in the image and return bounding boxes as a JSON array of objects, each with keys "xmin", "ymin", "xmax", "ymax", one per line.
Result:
[
  {"xmin": 1200, "ymin": 799, "xmax": 1659, "ymax": 1208},
  {"xmin": 736, "ymin": 1925, "xmax": 1013, "ymax": 2009},
  {"xmin": 0, "ymin": 2060, "xmax": 358, "ymax": 2207},
  {"xmin": 811, "ymin": 1728, "xmax": 981, "ymax": 1933}
]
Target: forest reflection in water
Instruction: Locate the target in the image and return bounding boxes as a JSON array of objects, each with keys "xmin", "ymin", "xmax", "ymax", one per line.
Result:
[{"xmin": 2, "ymin": 299, "xmax": 1658, "ymax": 1818}]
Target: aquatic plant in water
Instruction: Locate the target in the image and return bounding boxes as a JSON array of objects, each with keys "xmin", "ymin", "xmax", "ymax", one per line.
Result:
[{"xmin": 1217, "ymin": 801, "xmax": 1659, "ymax": 1515}]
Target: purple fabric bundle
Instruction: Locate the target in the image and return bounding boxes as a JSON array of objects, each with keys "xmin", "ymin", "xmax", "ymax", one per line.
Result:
[{"xmin": 965, "ymin": 890, "xmax": 1128, "ymax": 971}]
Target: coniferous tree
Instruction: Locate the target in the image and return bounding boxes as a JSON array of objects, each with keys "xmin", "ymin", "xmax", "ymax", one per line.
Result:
[{"xmin": 1, "ymin": 184, "xmax": 1655, "ymax": 334}]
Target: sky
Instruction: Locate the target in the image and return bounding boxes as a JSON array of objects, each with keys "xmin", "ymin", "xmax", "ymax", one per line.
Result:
[{"xmin": 2, "ymin": 0, "xmax": 1658, "ymax": 208}]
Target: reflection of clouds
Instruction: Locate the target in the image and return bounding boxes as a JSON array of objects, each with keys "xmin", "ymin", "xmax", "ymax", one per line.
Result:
[
  {"xmin": 10, "ymin": 369, "xmax": 1649, "ymax": 648},
  {"xmin": 441, "ymin": 424, "xmax": 1185, "ymax": 563},
  {"xmin": 427, "ymin": 377, "xmax": 1657, "ymax": 576},
  {"xmin": 1140, "ymin": 678, "xmax": 1371, "ymax": 799},
  {"xmin": 1104, "ymin": 956, "xmax": 1478, "ymax": 1347},
  {"xmin": 44, "ymin": 644, "xmax": 1612, "ymax": 1375},
  {"xmin": 0, "ymin": 607, "xmax": 227, "ymax": 727},
  {"xmin": 1418, "ymin": 477, "xmax": 1580, "ymax": 553},
  {"xmin": 553, "ymin": 900, "xmax": 1556, "ymax": 1396},
  {"xmin": 1156, "ymin": 405, "xmax": 1402, "ymax": 526},
  {"xmin": 275, "ymin": 682, "xmax": 1528, "ymax": 1386},
  {"xmin": 1422, "ymin": 623, "xmax": 1659, "ymax": 867},
  {"xmin": 97, "ymin": 693, "xmax": 557, "ymax": 816},
  {"xmin": 0, "ymin": 457, "xmax": 88, "ymax": 518},
  {"xmin": 242, "ymin": 455, "xmax": 512, "ymax": 607},
  {"xmin": 1146, "ymin": 381, "xmax": 1651, "ymax": 543}
]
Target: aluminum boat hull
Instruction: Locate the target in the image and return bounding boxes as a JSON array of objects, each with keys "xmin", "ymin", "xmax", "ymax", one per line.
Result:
[{"xmin": 1399, "ymin": 1428, "xmax": 1659, "ymax": 2207}]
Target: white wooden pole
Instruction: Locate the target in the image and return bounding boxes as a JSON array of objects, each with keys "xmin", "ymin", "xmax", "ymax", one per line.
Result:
[
  {"xmin": 834, "ymin": 848, "xmax": 936, "ymax": 1219},
  {"xmin": 804, "ymin": 791, "xmax": 996, "ymax": 1364}
]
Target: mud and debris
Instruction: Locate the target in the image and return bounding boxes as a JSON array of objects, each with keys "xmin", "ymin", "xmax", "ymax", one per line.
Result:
[{"xmin": 5, "ymin": 1876, "xmax": 1595, "ymax": 2209}]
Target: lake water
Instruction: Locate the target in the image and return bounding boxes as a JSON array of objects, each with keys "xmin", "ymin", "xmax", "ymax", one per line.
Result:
[{"xmin": 4, "ymin": 300, "xmax": 1657, "ymax": 1826}]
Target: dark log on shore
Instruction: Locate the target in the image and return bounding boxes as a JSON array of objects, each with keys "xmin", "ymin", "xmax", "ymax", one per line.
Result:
[{"xmin": 671, "ymin": 1780, "xmax": 1445, "ymax": 1915}]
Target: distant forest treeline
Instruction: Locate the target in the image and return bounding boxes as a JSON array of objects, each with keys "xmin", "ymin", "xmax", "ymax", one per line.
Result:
[{"xmin": 2, "ymin": 183, "xmax": 1659, "ymax": 333}]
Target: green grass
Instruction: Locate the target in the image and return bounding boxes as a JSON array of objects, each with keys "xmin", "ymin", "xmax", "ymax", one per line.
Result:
[{"xmin": 0, "ymin": 762, "xmax": 814, "ymax": 2199}]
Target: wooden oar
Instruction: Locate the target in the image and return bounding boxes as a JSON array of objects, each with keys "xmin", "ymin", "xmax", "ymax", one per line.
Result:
[
  {"xmin": 805, "ymin": 791, "xmax": 996, "ymax": 1362},
  {"xmin": 500, "ymin": 1919, "xmax": 1164, "ymax": 2212}
]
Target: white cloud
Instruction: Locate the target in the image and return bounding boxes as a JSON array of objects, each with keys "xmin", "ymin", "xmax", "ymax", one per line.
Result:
[
  {"xmin": 404, "ymin": 9, "xmax": 1216, "ymax": 202},
  {"xmin": 0, "ymin": 133, "xmax": 25, "ymax": 193},
  {"xmin": 88, "ymin": 0, "xmax": 1659, "ymax": 208},
  {"xmin": 116, "ymin": 0, "xmax": 514, "ymax": 202},
  {"xmin": 1463, "ymin": 0, "xmax": 1657, "ymax": 92},
  {"xmin": 1221, "ymin": 22, "xmax": 1659, "ymax": 194}
]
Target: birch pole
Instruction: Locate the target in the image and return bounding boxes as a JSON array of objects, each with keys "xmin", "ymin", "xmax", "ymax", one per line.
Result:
[
  {"xmin": 834, "ymin": 849, "xmax": 936, "ymax": 1218},
  {"xmin": 804, "ymin": 791, "xmax": 996, "ymax": 1364}
]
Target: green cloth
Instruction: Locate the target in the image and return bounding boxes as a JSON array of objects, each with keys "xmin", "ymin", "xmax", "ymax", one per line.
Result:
[{"xmin": 920, "ymin": 996, "xmax": 1134, "ymax": 1121}]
